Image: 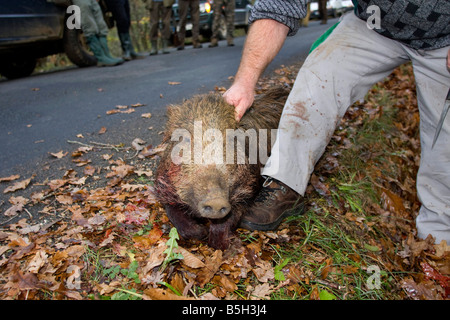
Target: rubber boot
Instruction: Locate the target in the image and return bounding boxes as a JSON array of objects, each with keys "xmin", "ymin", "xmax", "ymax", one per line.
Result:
[
  {"xmin": 119, "ymin": 33, "xmax": 132, "ymax": 61},
  {"xmin": 119, "ymin": 33, "xmax": 145, "ymax": 60},
  {"xmin": 86, "ymin": 35, "xmax": 122, "ymax": 67},
  {"xmin": 98, "ymin": 36, "xmax": 124, "ymax": 65},
  {"xmin": 150, "ymin": 40, "xmax": 158, "ymax": 55},
  {"xmin": 162, "ymin": 39, "xmax": 170, "ymax": 54}
]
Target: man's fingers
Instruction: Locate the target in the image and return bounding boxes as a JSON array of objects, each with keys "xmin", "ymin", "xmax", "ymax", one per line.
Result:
[{"xmin": 235, "ymin": 105, "xmax": 246, "ymax": 122}]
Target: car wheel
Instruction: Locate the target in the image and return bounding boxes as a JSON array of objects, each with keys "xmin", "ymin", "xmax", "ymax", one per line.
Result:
[
  {"xmin": 0, "ymin": 57, "xmax": 37, "ymax": 79},
  {"xmin": 63, "ymin": 28, "xmax": 97, "ymax": 67}
]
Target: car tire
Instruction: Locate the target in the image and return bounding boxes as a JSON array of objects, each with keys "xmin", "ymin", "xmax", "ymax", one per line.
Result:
[
  {"xmin": 0, "ymin": 57, "xmax": 37, "ymax": 79},
  {"xmin": 63, "ymin": 28, "xmax": 97, "ymax": 67}
]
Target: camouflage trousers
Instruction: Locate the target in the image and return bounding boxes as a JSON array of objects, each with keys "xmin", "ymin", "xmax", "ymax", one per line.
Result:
[{"xmin": 211, "ymin": 0, "xmax": 234, "ymax": 41}]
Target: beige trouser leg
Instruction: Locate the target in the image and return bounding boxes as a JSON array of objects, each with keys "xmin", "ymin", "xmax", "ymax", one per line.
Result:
[
  {"xmin": 262, "ymin": 12, "xmax": 450, "ymax": 243},
  {"xmin": 72, "ymin": 0, "xmax": 109, "ymax": 37}
]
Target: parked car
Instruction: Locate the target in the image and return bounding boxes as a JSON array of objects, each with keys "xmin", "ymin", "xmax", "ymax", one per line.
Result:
[
  {"xmin": 171, "ymin": 0, "xmax": 252, "ymax": 40},
  {"xmin": 0, "ymin": 0, "xmax": 96, "ymax": 79},
  {"xmin": 310, "ymin": 0, "xmax": 354, "ymax": 19}
]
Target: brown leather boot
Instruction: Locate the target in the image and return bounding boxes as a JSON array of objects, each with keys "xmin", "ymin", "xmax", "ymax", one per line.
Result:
[{"xmin": 239, "ymin": 177, "xmax": 305, "ymax": 231}]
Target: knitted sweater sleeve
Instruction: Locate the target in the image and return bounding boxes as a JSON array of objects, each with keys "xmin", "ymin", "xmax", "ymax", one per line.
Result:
[{"xmin": 249, "ymin": 0, "xmax": 308, "ymax": 36}]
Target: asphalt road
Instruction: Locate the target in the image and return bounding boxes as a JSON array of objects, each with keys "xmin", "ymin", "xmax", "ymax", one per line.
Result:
[{"xmin": 0, "ymin": 19, "xmax": 337, "ymax": 213}]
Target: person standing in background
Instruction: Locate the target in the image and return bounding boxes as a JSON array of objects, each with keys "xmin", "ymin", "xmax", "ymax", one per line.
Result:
[
  {"xmin": 144, "ymin": 0, "xmax": 174, "ymax": 55},
  {"xmin": 103, "ymin": 0, "xmax": 146, "ymax": 60},
  {"xmin": 72, "ymin": 0, "xmax": 124, "ymax": 66},
  {"xmin": 318, "ymin": 0, "xmax": 328, "ymax": 24},
  {"xmin": 177, "ymin": 0, "xmax": 203, "ymax": 50},
  {"xmin": 209, "ymin": 0, "xmax": 235, "ymax": 47},
  {"xmin": 301, "ymin": 0, "xmax": 311, "ymax": 27}
]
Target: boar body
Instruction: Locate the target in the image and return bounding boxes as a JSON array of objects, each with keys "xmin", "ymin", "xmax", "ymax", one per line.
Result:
[{"xmin": 155, "ymin": 88, "xmax": 288, "ymax": 249}]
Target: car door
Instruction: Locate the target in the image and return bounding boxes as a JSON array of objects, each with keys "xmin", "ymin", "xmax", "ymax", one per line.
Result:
[{"xmin": 0, "ymin": 0, "xmax": 64, "ymax": 45}]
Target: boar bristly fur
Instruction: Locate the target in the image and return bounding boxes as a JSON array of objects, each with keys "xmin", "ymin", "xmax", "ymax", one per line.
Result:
[{"xmin": 155, "ymin": 87, "xmax": 289, "ymax": 249}]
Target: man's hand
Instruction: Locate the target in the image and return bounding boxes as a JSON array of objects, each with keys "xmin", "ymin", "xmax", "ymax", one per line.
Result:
[{"xmin": 223, "ymin": 83, "xmax": 255, "ymax": 121}]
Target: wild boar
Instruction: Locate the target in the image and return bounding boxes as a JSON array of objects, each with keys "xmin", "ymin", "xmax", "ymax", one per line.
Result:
[{"xmin": 155, "ymin": 88, "xmax": 288, "ymax": 249}]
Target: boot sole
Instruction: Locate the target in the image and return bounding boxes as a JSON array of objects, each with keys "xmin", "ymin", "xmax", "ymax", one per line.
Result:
[{"xmin": 239, "ymin": 202, "xmax": 305, "ymax": 231}]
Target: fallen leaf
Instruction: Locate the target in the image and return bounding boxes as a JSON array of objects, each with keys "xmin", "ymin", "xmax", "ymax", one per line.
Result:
[
  {"xmin": 50, "ymin": 151, "xmax": 68, "ymax": 159},
  {"xmin": 3, "ymin": 176, "xmax": 33, "ymax": 193},
  {"xmin": 134, "ymin": 169, "xmax": 153, "ymax": 177},
  {"xmin": 56, "ymin": 194, "xmax": 73, "ymax": 205},
  {"xmin": 141, "ymin": 113, "xmax": 152, "ymax": 119},
  {"xmin": 132, "ymin": 138, "xmax": 146, "ymax": 151},
  {"xmin": 401, "ymin": 278, "xmax": 444, "ymax": 300},
  {"xmin": 121, "ymin": 108, "xmax": 135, "ymax": 114},
  {"xmin": 250, "ymin": 283, "xmax": 273, "ymax": 300},
  {"xmin": 133, "ymin": 226, "xmax": 163, "ymax": 249},
  {"xmin": 175, "ymin": 247, "xmax": 206, "ymax": 269},
  {"xmin": 98, "ymin": 126, "xmax": 107, "ymax": 134},
  {"xmin": 143, "ymin": 288, "xmax": 194, "ymax": 300},
  {"xmin": 168, "ymin": 81, "xmax": 181, "ymax": 85},
  {"xmin": 87, "ymin": 214, "xmax": 106, "ymax": 226},
  {"xmin": 4, "ymin": 204, "xmax": 23, "ymax": 216},
  {"xmin": 310, "ymin": 174, "xmax": 331, "ymax": 196},
  {"xmin": 380, "ymin": 188, "xmax": 408, "ymax": 218},
  {"xmin": 138, "ymin": 144, "xmax": 166, "ymax": 158},
  {"xmin": 27, "ymin": 250, "xmax": 48, "ymax": 273},
  {"xmin": 0, "ymin": 175, "xmax": 20, "ymax": 183},
  {"xmin": 196, "ymin": 250, "xmax": 223, "ymax": 287},
  {"xmin": 106, "ymin": 109, "xmax": 120, "ymax": 115},
  {"xmin": 252, "ymin": 260, "xmax": 274, "ymax": 283}
]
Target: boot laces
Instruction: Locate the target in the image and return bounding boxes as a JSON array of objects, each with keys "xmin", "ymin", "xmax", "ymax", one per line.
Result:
[{"xmin": 256, "ymin": 177, "xmax": 287, "ymax": 205}]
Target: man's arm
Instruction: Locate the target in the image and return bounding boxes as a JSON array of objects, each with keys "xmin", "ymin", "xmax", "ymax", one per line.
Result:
[{"xmin": 223, "ymin": 19, "xmax": 289, "ymax": 121}]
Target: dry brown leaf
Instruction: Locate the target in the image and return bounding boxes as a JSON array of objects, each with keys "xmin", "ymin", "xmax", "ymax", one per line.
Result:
[
  {"xmin": 106, "ymin": 109, "xmax": 120, "ymax": 115},
  {"xmin": 3, "ymin": 176, "xmax": 33, "ymax": 193},
  {"xmin": 143, "ymin": 241, "xmax": 167, "ymax": 272},
  {"xmin": 144, "ymin": 288, "xmax": 194, "ymax": 300},
  {"xmin": 27, "ymin": 250, "xmax": 48, "ymax": 273},
  {"xmin": 56, "ymin": 194, "xmax": 73, "ymax": 205},
  {"xmin": 401, "ymin": 278, "xmax": 444, "ymax": 300},
  {"xmin": 250, "ymin": 283, "xmax": 273, "ymax": 300},
  {"xmin": 4, "ymin": 204, "xmax": 23, "ymax": 217},
  {"xmin": 134, "ymin": 169, "xmax": 153, "ymax": 177},
  {"xmin": 0, "ymin": 175, "xmax": 20, "ymax": 183},
  {"xmin": 50, "ymin": 150, "xmax": 68, "ymax": 159},
  {"xmin": 380, "ymin": 188, "xmax": 408, "ymax": 218},
  {"xmin": 175, "ymin": 247, "xmax": 206, "ymax": 269},
  {"xmin": 196, "ymin": 250, "xmax": 223, "ymax": 287},
  {"xmin": 132, "ymin": 138, "xmax": 146, "ymax": 151},
  {"xmin": 252, "ymin": 261, "xmax": 274, "ymax": 283},
  {"xmin": 138, "ymin": 143, "xmax": 166, "ymax": 158}
]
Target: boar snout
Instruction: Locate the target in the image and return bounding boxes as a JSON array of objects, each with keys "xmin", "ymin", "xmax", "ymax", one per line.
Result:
[{"xmin": 198, "ymin": 197, "xmax": 231, "ymax": 219}]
